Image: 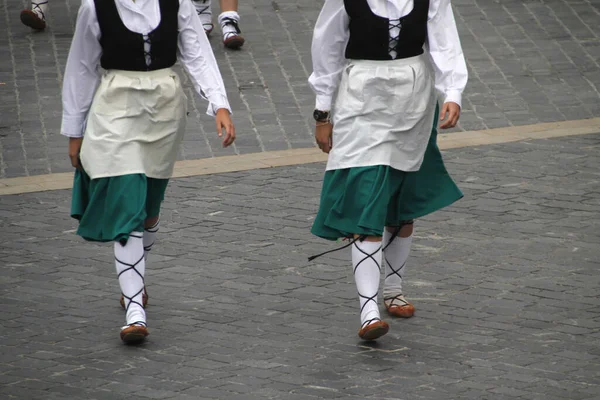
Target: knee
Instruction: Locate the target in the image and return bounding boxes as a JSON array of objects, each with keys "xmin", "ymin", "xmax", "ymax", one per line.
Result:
[
  {"xmin": 385, "ymin": 220, "xmax": 414, "ymax": 238},
  {"xmin": 144, "ymin": 216, "xmax": 159, "ymax": 229},
  {"xmin": 353, "ymin": 234, "xmax": 382, "ymax": 242},
  {"xmin": 398, "ymin": 224, "xmax": 413, "ymax": 238}
]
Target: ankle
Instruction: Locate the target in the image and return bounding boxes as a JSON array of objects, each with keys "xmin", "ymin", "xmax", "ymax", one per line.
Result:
[
  {"xmin": 360, "ymin": 308, "xmax": 380, "ymax": 326},
  {"xmin": 219, "ymin": 11, "xmax": 241, "ymax": 35},
  {"xmin": 126, "ymin": 306, "xmax": 146, "ymax": 326}
]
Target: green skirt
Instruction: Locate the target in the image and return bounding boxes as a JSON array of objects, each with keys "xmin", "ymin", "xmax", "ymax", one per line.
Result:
[
  {"xmin": 311, "ymin": 112, "xmax": 463, "ymax": 240},
  {"xmin": 71, "ymin": 170, "xmax": 169, "ymax": 242}
]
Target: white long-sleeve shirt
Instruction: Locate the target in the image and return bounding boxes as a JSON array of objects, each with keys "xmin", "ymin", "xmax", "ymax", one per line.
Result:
[
  {"xmin": 308, "ymin": 0, "xmax": 468, "ymax": 111},
  {"xmin": 61, "ymin": 0, "xmax": 231, "ymax": 138}
]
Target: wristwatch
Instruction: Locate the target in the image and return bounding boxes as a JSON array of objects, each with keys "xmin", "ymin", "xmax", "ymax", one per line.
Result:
[{"xmin": 313, "ymin": 109, "xmax": 330, "ymax": 123}]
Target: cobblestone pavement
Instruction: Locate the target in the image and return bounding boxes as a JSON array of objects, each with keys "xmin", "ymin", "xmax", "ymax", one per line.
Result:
[
  {"xmin": 1, "ymin": 133, "xmax": 599, "ymax": 399},
  {"xmin": 1, "ymin": 0, "xmax": 600, "ymax": 177}
]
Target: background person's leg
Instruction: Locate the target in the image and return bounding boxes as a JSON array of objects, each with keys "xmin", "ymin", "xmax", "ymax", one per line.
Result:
[
  {"xmin": 20, "ymin": 0, "xmax": 48, "ymax": 30},
  {"xmin": 192, "ymin": 0, "xmax": 214, "ymax": 34},
  {"xmin": 219, "ymin": 0, "xmax": 245, "ymax": 49}
]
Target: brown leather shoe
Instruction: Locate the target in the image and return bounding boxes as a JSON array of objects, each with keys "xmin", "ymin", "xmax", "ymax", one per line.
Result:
[
  {"xmin": 358, "ymin": 319, "xmax": 389, "ymax": 341},
  {"xmin": 120, "ymin": 324, "xmax": 149, "ymax": 344},
  {"xmin": 384, "ymin": 294, "xmax": 415, "ymax": 318},
  {"xmin": 120, "ymin": 287, "xmax": 148, "ymax": 309},
  {"xmin": 20, "ymin": 10, "xmax": 46, "ymax": 30}
]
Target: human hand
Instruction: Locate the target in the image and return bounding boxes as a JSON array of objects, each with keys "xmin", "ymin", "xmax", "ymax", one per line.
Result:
[
  {"xmin": 68, "ymin": 137, "xmax": 83, "ymax": 170},
  {"xmin": 315, "ymin": 122, "xmax": 333, "ymax": 154},
  {"xmin": 439, "ymin": 102, "xmax": 461, "ymax": 129},
  {"xmin": 216, "ymin": 108, "xmax": 235, "ymax": 147}
]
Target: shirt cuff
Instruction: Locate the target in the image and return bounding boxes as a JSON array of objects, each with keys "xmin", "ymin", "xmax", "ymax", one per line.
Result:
[
  {"xmin": 60, "ymin": 115, "xmax": 86, "ymax": 138},
  {"xmin": 315, "ymin": 94, "xmax": 333, "ymax": 111},
  {"xmin": 206, "ymin": 94, "xmax": 232, "ymax": 117},
  {"xmin": 442, "ymin": 90, "xmax": 462, "ymax": 109}
]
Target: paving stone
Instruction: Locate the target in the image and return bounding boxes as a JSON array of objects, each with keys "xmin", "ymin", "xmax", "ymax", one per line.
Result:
[
  {"xmin": 2, "ymin": 0, "xmax": 600, "ymax": 178},
  {"xmin": 4, "ymin": 135, "xmax": 597, "ymax": 400},
  {"xmin": 2, "ymin": 0, "xmax": 600, "ymax": 398}
]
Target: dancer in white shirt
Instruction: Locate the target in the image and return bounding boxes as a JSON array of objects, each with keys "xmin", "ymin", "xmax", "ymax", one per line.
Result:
[
  {"xmin": 193, "ymin": 0, "xmax": 245, "ymax": 49},
  {"xmin": 62, "ymin": 0, "xmax": 235, "ymax": 344},
  {"xmin": 20, "ymin": 0, "xmax": 49, "ymax": 30},
  {"xmin": 308, "ymin": 0, "xmax": 468, "ymax": 341}
]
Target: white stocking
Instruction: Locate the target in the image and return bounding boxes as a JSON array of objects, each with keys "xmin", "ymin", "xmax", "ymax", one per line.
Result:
[
  {"xmin": 352, "ymin": 240, "xmax": 383, "ymax": 327},
  {"xmin": 383, "ymin": 229, "xmax": 413, "ymax": 299},
  {"xmin": 115, "ymin": 233, "xmax": 146, "ymax": 326}
]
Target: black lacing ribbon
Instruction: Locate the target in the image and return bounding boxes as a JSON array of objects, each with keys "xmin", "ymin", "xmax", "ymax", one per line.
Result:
[
  {"xmin": 384, "ymin": 258, "xmax": 405, "ymax": 283},
  {"xmin": 388, "ymin": 18, "xmax": 402, "ymax": 59},
  {"xmin": 384, "ymin": 294, "xmax": 410, "ymax": 308},
  {"xmin": 308, "ymin": 220, "xmax": 414, "ymax": 262},
  {"xmin": 32, "ymin": 1, "xmax": 48, "ymax": 20},
  {"xmin": 307, "ymin": 234, "xmax": 367, "ymax": 262},
  {"xmin": 361, "ymin": 317, "xmax": 382, "ymax": 329}
]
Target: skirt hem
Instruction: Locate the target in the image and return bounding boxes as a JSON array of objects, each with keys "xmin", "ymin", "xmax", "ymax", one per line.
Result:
[
  {"xmin": 71, "ymin": 170, "xmax": 168, "ymax": 243},
  {"xmin": 82, "ymin": 168, "xmax": 174, "ymax": 181},
  {"xmin": 311, "ymin": 191, "xmax": 463, "ymax": 241}
]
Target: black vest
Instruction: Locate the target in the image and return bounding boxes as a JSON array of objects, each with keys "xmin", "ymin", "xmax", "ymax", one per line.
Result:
[
  {"xmin": 94, "ymin": 0, "xmax": 179, "ymax": 71},
  {"xmin": 344, "ymin": 0, "xmax": 429, "ymax": 60}
]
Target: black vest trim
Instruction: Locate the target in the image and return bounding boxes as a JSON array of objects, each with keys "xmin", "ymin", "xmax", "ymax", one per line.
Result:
[
  {"xmin": 95, "ymin": 0, "xmax": 179, "ymax": 71},
  {"xmin": 344, "ymin": 0, "xmax": 429, "ymax": 61}
]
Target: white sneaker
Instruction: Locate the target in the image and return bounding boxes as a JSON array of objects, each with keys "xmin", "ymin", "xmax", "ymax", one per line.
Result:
[{"xmin": 219, "ymin": 11, "xmax": 245, "ymax": 49}]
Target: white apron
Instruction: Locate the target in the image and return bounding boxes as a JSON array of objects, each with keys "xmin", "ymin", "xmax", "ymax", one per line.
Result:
[
  {"xmin": 327, "ymin": 55, "xmax": 436, "ymax": 172},
  {"xmin": 80, "ymin": 68, "xmax": 188, "ymax": 180}
]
